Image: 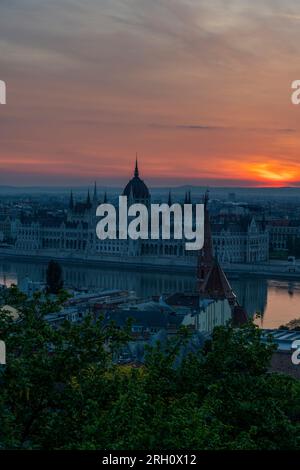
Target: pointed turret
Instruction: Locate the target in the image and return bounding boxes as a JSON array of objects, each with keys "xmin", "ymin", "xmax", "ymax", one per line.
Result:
[
  {"xmin": 86, "ymin": 189, "xmax": 92, "ymax": 209},
  {"xmin": 197, "ymin": 190, "xmax": 237, "ymax": 305},
  {"xmin": 200, "ymin": 257, "xmax": 236, "ymax": 304},
  {"xmin": 93, "ymin": 181, "xmax": 98, "ymax": 205},
  {"xmin": 103, "ymin": 191, "xmax": 108, "ymax": 204},
  {"xmin": 197, "ymin": 190, "xmax": 214, "ymax": 288},
  {"xmin": 69, "ymin": 190, "xmax": 74, "ymax": 210},
  {"xmin": 184, "ymin": 190, "xmax": 192, "ymax": 204},
  {"xmin": 168, "ymin": 190, "xmax": 172, "ymax": 206},
  {"xmin": 134, "ymin": 154, "xmax": 139, "ymax": 177}
]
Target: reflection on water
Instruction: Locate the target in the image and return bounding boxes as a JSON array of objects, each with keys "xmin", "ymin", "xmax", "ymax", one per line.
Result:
[
  {"xmin": 253, "ymin": 280, "xmax": 300, "ymax": 329},
  {"xmin": 0, "ymin": 259, "xmax": 299, "ymax": 329}
]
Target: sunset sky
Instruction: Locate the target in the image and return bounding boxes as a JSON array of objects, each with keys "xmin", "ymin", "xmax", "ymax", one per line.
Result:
[{"xmin": 1, "ymin": 0, "xmax": 300, "ymax": 187}]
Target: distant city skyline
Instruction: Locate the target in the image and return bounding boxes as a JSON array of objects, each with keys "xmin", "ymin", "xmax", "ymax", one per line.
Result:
[{"xmin": 1, "ymin": 1, "xmax": 300, "ymax": 187}]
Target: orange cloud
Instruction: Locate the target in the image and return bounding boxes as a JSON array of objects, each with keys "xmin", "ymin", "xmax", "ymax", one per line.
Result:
[{"xmin": 238, "ymin": 159, "xmax": 300, "ymax": 186}]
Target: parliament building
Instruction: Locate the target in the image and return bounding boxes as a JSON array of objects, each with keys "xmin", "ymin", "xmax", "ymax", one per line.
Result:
[{"xmin": 14, "ymin": 160, "xmax": 269, "ymax": 267}]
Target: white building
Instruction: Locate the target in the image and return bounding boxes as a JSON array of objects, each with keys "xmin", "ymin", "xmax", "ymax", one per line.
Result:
[
  {"xmin": 213, "ymin": 218, "xmax": 269, "ymax": 263},
  {"xmin": 14, "ymin": 160, "xmax": 269, "ymax": 265}
]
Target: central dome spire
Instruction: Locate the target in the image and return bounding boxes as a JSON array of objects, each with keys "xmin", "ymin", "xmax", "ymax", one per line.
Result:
[
  {"xmin": 134, "ymin": 154, "xmax": 139, "ymax": 177},
  {"xmin": 123, "ymin": 155, "xmax": 150, "ymax": 201}
]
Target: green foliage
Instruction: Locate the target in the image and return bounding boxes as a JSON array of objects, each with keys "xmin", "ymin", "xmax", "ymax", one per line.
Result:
[{"xmin": 0, "ymin": 287, "xmax": 300, "ymax": 450}]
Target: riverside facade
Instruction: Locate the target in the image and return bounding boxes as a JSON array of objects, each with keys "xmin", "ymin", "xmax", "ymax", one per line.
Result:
[{"xmin": 12, "ymin": 161, "xmax": 269, "ymax": 266}]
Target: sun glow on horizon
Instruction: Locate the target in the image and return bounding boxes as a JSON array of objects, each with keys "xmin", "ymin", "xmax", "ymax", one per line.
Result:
[{"xmin": 237, "ymin": 160, "xmax": 300, "ymax": 186}]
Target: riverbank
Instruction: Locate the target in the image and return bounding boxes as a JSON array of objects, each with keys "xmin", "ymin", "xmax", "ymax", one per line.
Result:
[{"xmin": 0, "ymin": 249, "xmax": 299, "ymax": 279}]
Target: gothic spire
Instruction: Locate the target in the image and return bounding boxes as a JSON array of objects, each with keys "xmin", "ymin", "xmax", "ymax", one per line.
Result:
[
  {"xmin": 86, "ymin": 189, "xmax": 91, "ymax": 208},
  {"xmin": 134, "ymin": 154, "xmax": 139, "ymax": 177},
  {"xmin": 93, "ymin": 181, "xmax": 97, "ymax": 204},
  {"xmin": 69, "ymin": 190, "xmax": 74, "ymax": 210},
  {"xmin": 204, "ymin": 189, "xmax": 209, "ymax": 209},
  {"xmin": 200, "ymin": 257, "xmax": 236, "ymax": 304},
  {"xmin": 103, "ymin": 191, "xmax": 107, "ymax": 203},
  {"xmin": 197, "ymin": 191, "xmax": 214, "ymax": 288},
  {"xmin": 168, "ymin": 190, "xmax": 172, "ymax": 206}
]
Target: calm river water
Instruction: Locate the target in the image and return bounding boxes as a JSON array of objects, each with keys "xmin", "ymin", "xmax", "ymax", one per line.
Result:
[{"xmin": 0, "ymin": 259, "xmax": 299, "ymax": 329}]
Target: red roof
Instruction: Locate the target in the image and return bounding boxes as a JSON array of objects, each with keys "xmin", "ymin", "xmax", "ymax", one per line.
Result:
[{"xmin": 200, "ymin": 259, "xmax": 236, "ymax": 304}]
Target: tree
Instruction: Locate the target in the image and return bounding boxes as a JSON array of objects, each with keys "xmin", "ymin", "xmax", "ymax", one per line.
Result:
[
  {"xmin": 0, "ymin": 287, "xmax": 300, "ymax": 450},
  {"xmin": 46, "ymin": 260, "xmax": 63, "ymax": 294},
  {"xmin": 0, "ymin": 286, "xmax": 130, "ymax": 449}
]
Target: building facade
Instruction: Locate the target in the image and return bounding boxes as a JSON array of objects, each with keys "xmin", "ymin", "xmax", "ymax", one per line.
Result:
[
  {"xmin": 213, "ymin": 217, "xmax": 269, "ymax": 263},
  {"xmin": 267, "ymin": 220, "xmax": 300, "ymax": 252},
  {"xmin": 13, "ymin": 160, "xmax": 269, "ymax": 265}
]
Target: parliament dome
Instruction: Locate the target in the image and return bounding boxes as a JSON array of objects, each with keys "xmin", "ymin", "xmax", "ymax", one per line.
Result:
[{"xmin": 123, "ymin": 159, "xmax": 150, "ymax": 200}]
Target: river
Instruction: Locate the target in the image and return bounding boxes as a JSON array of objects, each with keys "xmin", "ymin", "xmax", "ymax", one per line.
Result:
[{"xmin": 0, "ymin": 258, "xmax": 299, "ymax": 329}]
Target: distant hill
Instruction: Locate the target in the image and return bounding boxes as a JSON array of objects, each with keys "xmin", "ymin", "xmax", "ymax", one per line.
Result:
[{"xmin": 0, "ymin": 185, "xmax": 300, "ymax": 202}]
